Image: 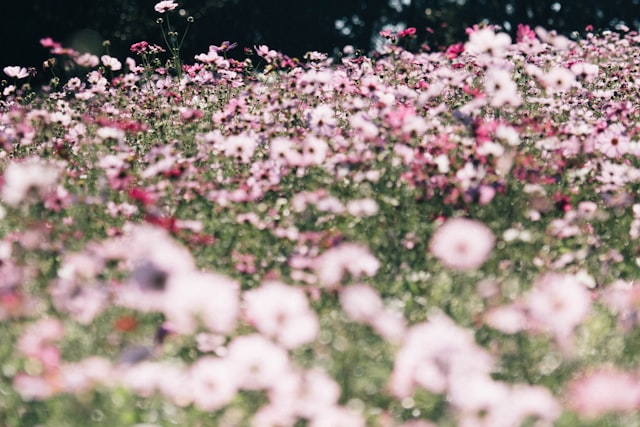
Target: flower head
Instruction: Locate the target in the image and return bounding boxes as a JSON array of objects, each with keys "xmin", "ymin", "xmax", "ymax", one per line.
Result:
[
  {"xmin": 154, "ymin": 0, "xmax": 177, "ymax": 13},
  {"xmin": 429, "ymin": 218, "xmax": 495, "ymax": 271},
  {"xmin": 3, "ymin": 66, "xmax": 30, "ymax": 79}
]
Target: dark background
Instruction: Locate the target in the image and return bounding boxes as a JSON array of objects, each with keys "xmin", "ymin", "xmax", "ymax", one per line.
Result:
[{"xmin": 2, "ymin": 0, "xmax": 640, "ymax": 81}]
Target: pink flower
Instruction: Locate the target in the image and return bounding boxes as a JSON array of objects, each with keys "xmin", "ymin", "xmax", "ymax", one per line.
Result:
[
  {"xmin": 308, "ymin": 405, "xmax": 365, "ymax": 427},
  {"xmin": 12, "ymin": 373, "xmax": 54, "ymax": 401},
  {"xmin": 101, "ymin": 55, "xmax": 122, "ymax": 71},
  {"xmin": 339, "ymin": 284, "xmax": 384, "ymax": 323},
  {"xmin": 154, "ymin": 0, "xmax": 177, "ymax": 13},
  {"xmin": 594, "ymin": 123, "xmax": 630, "ymax": 158},
  {"xmin": 312, "ymin": 243, "xmax": 380, "ymax": 288},
  {"xmin": 389, "ymin": 314, "xmax": 494, "ymax": 398},
  {"xmin": 525, "ymin": 272, "xmax": 591, "ymax": 348},
  {"xmin": 429, "ymin": 218, "xmax": 495, "ymax": 271},
  {"xmin": 465, "ymin": 28, "xmax": 512, "ymax": 57},
  {"xmin": 566, "ymin": 367, "xmax": 640, "ymax": 418},
  {"xmin": 3, "ymin": 66, "xmax": 30, "ymax": 79},
  {"xmin": 189, "ymin": 356, "xmax": 238, "ymax": 411},
  {"xmin": 268, "ymin": 368, "xmax": 341, "ymax": 420},
  {"xmin": 243, "ymin": 280, "xmax": 319, "ymax": 349},
  {"xmin": 226, "ymin": 334, "xmax": 291, "ymax": 391},
  {"xmin": 540, "ymin": 67, "xmax": 576, "ymax": 94},
  {"xmin": 1, "ymin": 158, "xmax": 63, "ymax": 207},
  {"xmin": 223, "ymin": 133, "xmax": 258, "ymax": 163},
  {"xmin": 484, "ymin": 304, "xmax": 528, "ymax": 334},
  {"xmin": 163, "ymin": 270, "xmax": 240, "ymax": 335},
  {"xmin": 59, "ymin": 357, "xmax": 114, "ymax": 394},
  {"xmin": 484, "ymin": 67, "xmax": 522, "ymax": 107}
]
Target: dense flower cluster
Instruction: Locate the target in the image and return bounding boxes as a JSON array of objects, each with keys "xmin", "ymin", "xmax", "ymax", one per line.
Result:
[{"xmin": 2, "ymin": 4, "xmax": 640, "ymax": 424}]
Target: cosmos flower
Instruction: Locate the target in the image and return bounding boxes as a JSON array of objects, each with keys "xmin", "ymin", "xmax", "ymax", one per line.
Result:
[
  {"xmin": 429, "ymin": 218, "xmax": 495, "ymax": 271},
  {"xmin": 154, "ymin": 0, "xmax": 177, "ymax": 13}
]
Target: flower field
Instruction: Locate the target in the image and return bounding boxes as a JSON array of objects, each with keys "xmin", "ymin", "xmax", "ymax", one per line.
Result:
[{"xmin": 2, "ymin": 3, "xmax": 640, "ymax": 426}]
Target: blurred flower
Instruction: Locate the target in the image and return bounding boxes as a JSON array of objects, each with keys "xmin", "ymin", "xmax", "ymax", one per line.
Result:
[
  {"xmin": 189, "ymin": 356, "xmax": 238, "ymax": 411},
  {"xmin": 210, "ymin": 41, "xmax": 238, "ymax": 53},
  {"xmin": 484, "ymin": 67, "xmax": 522, "ymax": 107},
  {"xmin": 429, "ymin": 218, "xmax": 495, "ymax": 271},
  {"xmin": 389, "ymin": 314, "xmax": 494, "ymax": 398},
  {"xmin": 540, "ymin": 67, "xmax": 576, "ymax": 94},
  {"xmin": 1, "ymin": 158, "xmax": 63, "ymax": 207},
  {"xmin": 3, "ymin": 66, "xmax": 30, "ymax": 79},
  {"xmin": 101, "ymin": 55, "xmax": 122, "ymax": 71},
  {"xmin": 526, "ymin": 272, "xmax": 592, "ymax": 352},
  {"xmin": 244, "ymin": 280, "xmax": 319, "ymax": 349},
  {"xmin": 163, "ymin": 270, "xmax": 240, "ymax": 335},
  {"xmin": 566, "ymin": 367, "xmax": 640, "ymax": 418},
  {"xmin": 226, "ymin": 334, "xmax": 291, "ymax": 391},
  {"xmin": 312, "ymin": 243, "xmax": 380, "ymax": 288},
  {"xmin": 465, "ymin": 28, "xmax": 512, "ymax": 57}
]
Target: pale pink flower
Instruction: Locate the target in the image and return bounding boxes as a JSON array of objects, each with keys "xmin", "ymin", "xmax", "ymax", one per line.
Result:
[
  {"xmin": 309, "ymin": 104, "xmax": 337, "ymax": 136},
  {"xmin": 525, "ymin": 272, "xmax": 592, "ymax": 349},
  {"xmin": 252, "ymin": 404, "xmax": 297, "ymax": 427},
  {"xmin": 457, "ymin": 383, "xmax": 561, "ymax": 427},
  {"xmin": 223, "ymin": 133, "xmax": 258, "ymax": 163},
  {"xmin": 594, "ymin": 123, "xmax": 630, "ymax": 158},
  {"xmin": 12, "ymin": 373, "xmax": 54, "ymax": 400},
  {"xmin": 345, "ymin": 198, "xmax": 379, "ymax": 217},
  {"xmin": 397, "ymin": 422, "xmax": 437, "ymax": 427},
  {"xmin": 1, "ymin": 158, "xmax": 63, "ymax": 207},
  {"xmin": 484, "ymin": 304, "xmax": 528, "ymax": 334},
  {"xmin": 308, "ymin": 405, "xmax": 365, "ymax": 427},
  {"xmin": 243, "ymin": 280, "xmax": 319, "ymax": 349},
  {"xmin": 116, "ymin": 224, "xmax": 196, "ymax": 312},
  {"xmin": 429, "ymin": 218, "xmax": 495, "ymax": 271},
  {"xmin": 340, "ymin": 284, "xmax": 406, "ymax": 341},
  {"xmin": 447, "ymin": 373, "xmax": 509, "ymax": 414},
  {"xmin": 154, "ymin": 0, "xmax": 177, "ymax": 13},
  {"xmin": 504, "ymin": 384, "xmax": 561, "ymax": 425},
  {"xmin": 369, "ymin": 308, "xmax": 407, "ymax": 342},
  {"xmin": 312, "ymin": 243, "xmax": 380, "ymax": 288},
  {"xmin": 566, "ymin": 367, "xmax": 640, "ymax": 418},
  {"xmin": 269, "ymin": 368, "xmax": 341, "ymax": 420},
  {"xmin": 3, "ymin": 66, "xmax": 30, "ymax": 79},
  {"xmin": 540, "ymin": 67, "xmax": 576, "ymax": 94},
  {"xmin": 118, "ymin": 361, "xmax": 165, "ymax": 398},
  {"xmin": 339, "ymin": 284, "xmax": 384, "ymax": 323},
  {"xmin": 75, "ymin": 52, "xmax": 100, "ymax": 67},
  {"xmin": 389, "ymin": 314, "xmax": 494, "ymax": 398},
  {"xmin": 270, "ymin": 136, "xmax": 302, "ymax": 165},
  {"xmin": 156, "ymin": 363, "xmax": 192, "ymax": 407},
  {"xmin": 101, "ymin": 55, "xmax": 122, "ymax": 71},
  {"xmin": 226, "ymin": 334, "xmax": 291, "ymax": 391},
  {"xmin": 163, "ymin": 270, "xmax": 240, "ymax": 335},
  {"xmin": 301, "ymin": 136, "xmax": 329, "ymax": 166},
  {"xmin": 254, "ymin": 45, "xmax": 278, "ymax": 62},
  {"xmin": 535, "ymin": 26, "xmax": 571, "ymax": 50},
  {"xmin": 464, "ymin": 28, "xmax": 512, "ymax": 57},
  {"xmin": 571, "ymin": 62, "xmax": 599, "ymax": 82},
  {"xmin": 189, "ymin": 356, "xmax": 238, "ymax": 411},
  {"xmin": 484, "ymin": 67, "xmax": 522, "ymax": 107},
  {"xmin": 59, "ymin": 357, "xmax": 114, "ymax": 394}
]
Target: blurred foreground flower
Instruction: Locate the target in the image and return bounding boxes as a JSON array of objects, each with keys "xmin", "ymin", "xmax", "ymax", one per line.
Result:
[{"xmin": 429, "ymin": 218, "xmax": 495, "ymax": 271}]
